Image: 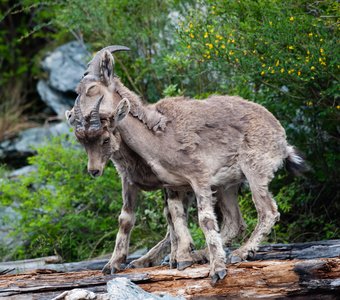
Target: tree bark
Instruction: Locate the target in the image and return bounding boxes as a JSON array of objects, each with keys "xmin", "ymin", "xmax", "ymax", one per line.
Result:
[{"xmin": 0, "ymin": 240, "xmax": 339, "ymax": 299}]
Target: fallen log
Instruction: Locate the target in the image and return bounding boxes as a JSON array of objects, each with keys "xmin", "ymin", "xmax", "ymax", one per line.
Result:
[
  {"xmin": 0, "ymin": 257, "xmax": 339, "ymax": 299},
  {"xmin": 1, "ymin": 240, "xmax": 339, "ymax": 275}
]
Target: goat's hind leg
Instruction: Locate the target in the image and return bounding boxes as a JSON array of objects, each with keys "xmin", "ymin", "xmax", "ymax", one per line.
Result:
[
  {"xmin": 217, "ymin": 185, "xmax": 247, "ymax": 263},
  {"xmin": 128, "ymin": 192, "xmax": 176, "ymax": 268},
  {"xmin": 233, "ymin": 165, "xmax": 280, "ymax": 261},
  {"xmin": 127, "ymin": 230, "xmax": 171, "ymax": 268}
]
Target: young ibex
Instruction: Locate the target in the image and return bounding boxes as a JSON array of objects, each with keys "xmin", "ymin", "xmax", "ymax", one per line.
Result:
[{"xmin": 68, "ymin": 45, "xmax": 306, "ymax": 283}]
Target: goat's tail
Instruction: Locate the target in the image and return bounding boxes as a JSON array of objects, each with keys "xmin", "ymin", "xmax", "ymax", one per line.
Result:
[{"xmin": 285, "ymin": 145, "xmax": 309, "ymax": 176}]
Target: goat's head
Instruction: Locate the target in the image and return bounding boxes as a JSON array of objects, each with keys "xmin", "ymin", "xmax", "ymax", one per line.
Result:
[
  {"xmin": 66, "ymin": 45, "xmax": 131, "ymax": 177},
  {"xmin": 66, "ymin": 96, "xmax": 131, "ymax": 177}
]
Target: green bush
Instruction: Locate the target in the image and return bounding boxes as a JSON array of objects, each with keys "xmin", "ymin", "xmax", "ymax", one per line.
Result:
[
  {"xmin": 174, "ymin": 0, "xmax": 340, "ymax": 242},
  {"xmin": 0, "ymin": 134, "xmax": 166, "ymax": 261}
]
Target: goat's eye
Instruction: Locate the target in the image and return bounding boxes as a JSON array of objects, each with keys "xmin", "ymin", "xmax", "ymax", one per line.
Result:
[
  {"xmin": 86, "ymin": 85, "xmax": 98, "ymax": 96},
  {"xmin": 103, "ymin": 138, "xmax": 110, "ymax": 144}
]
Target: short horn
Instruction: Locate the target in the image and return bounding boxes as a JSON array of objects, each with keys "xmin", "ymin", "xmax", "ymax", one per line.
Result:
[
  {"xmin": 88, "ymin": 95, "xmax": 104, "ymax": 132},
  {"xmin": 74, "ymin": 96, "xmax": 85, "ymax": 133}
]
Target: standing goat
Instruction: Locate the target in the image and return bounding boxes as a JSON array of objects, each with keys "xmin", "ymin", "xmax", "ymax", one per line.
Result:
[{"xmin": 68, "ymin": 45, "xmax": 306, "ymax": 283}]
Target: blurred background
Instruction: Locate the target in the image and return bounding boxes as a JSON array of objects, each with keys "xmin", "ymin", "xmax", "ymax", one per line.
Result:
[{"xmin": 0, "ymin": 0, "xmax": 339, "ymax": 263}]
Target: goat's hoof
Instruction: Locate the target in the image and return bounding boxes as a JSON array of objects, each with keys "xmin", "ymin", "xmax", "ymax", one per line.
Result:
[
  {"xmin": 102, "ymin": 263, "xmax": 117, "ymax": 275},
  {"xmin": 228, "ymin": 254, "xmax": 242, "ymax": 264},
  {"xmin": 247, "ymin": 250, "xmax": 256, "ymax": 259},
  {"xmin": 210, "ymin": 269, "xmax": 227, "ymax": 285},
  {"xmin": 169, "ymin": 261, "xmax": 177, "ymax": 269},
  {"xmin": 161, "ymin": 261, "xmax": 169, "ymax": 267},
  {"xmin": 102, "ymin": 264, "xmax": 111, "ymax": 275},
  {"xmin": 126, "ymin": 262, "xmax": 136, "ymax": 269},
  {"xmin": 177, "ymin": 260, "xmax": 194, "ymax": 271}
]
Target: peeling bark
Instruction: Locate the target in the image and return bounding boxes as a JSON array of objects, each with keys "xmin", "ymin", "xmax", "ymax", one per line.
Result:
[
  {"xmin": 0, "ymin": 241, "xmax": 339, "ymax": 299},
  {"xmin": 0, "ymin": 257, "xmax": 339, "ymax": 299}
]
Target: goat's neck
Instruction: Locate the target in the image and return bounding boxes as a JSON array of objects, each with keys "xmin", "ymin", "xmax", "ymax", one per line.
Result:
[
  {"xmin": 112, "ymin": 138, "xmax": 162, "ymax": 189},
  {"xmin": 113, "ymin": 77, "xmax": 167, "ymax": 131},
  {"xmin": 117, "ymin": 115, "xmax": 159, "ymax": 163}
]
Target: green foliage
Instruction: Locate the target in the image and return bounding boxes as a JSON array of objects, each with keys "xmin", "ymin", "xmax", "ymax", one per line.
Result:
[
  {"xmin": 175, "ymin": 0, "xmax": 340, "ymax": 242},
  {"xmin": 0, "ymin": 0, "xmax": 339, "ymax": 261},
  {"xmin": 0, "ymin": 135, "xmax": 166, "ymax": 261}
]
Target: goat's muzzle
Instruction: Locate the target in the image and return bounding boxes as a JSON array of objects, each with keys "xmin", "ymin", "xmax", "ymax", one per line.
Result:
[{"xmin": 88, "ymin": 169, "xmax": 101, "ymax": 177}]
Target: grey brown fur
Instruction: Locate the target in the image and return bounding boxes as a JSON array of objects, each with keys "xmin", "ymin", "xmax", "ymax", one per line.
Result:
[{"xmin": 67, "ymin": 46, "xmax": 306, "ymax": 283}]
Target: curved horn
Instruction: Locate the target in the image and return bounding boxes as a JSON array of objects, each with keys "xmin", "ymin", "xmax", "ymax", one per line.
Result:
[
  {"xmin": 88, "ymin": 95, "xmax": 104, "ymax": 132},
  {"xmin": 85, "ymin": 45, "xmax": 130, "ymax": 77},
  {"xmin": 100, "ymin": 45, "xmax": 130, "ymax": 53},
  {"xmin": 74, "ymin": 96, "xmax": 86, "ymax": 133}
]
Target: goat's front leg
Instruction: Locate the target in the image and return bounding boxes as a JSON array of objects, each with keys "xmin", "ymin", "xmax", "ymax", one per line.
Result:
[
  {"xmin": 102, "ymin": 178, "xmax": 138, "ymax": 274},
  {"xmin": 192, "ymin": 183, "xmax": 227, "ymax": 284}
]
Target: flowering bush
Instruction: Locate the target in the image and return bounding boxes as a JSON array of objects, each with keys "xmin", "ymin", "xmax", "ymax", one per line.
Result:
[{"xmin": 174, "ymin": 0, "xmax": 339, "ymax": 241}]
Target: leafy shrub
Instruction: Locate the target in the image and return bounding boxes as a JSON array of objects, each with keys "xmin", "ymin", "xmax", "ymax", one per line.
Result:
[
  {"xmin": 0, "ymin": 134, "xmax": 166, "ymax": 261},
  {"xmin": 174, "ymin": 0, "xmax": 340, "ymax": 242}
]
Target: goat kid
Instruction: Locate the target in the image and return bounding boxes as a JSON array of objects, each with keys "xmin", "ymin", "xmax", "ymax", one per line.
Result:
[
  {"xmin": 68, "ymin": 45, "xmax": 307, "ymax": 283},
  {"xmin": 67, "ymin": 98, "xmax": 246, "ymax": 272}
]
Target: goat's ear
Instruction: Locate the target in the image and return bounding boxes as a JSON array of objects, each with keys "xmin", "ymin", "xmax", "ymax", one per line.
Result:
[
  {"xmin": 111, "ymin": 98, "xmax": 130, "ymax": 128},
  {"xmin": 100, "ymin": 50, "xmax": 115, "ymax": 86},
  {"xmin": 65, "ymin": 109, "xmax": 75, "ymax": 126}
]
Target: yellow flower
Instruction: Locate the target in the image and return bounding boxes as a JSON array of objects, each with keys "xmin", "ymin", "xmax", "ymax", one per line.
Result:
[
  {"xmin": 231, "ymin": 39, "xmax": 235, "ymax": 43},
  {"xmin": 275, "ymin": 60, "xmax": 280, "ymax": 66},
  {"xmin": 306, "ymin": 101, "xmax": 313, "ymax": 106},
  {"xmin": 229, "ymin": 50, "xmax": 234, "ymax": 55},
  {"xmin": 288, "ymin": 45, "xmax": 294, "ymax": 50},
  {"xmin": 307, "ymin": 50, "xmax": 310, "ymax": 55},
  {"xmin": 261, "ymin": 71, "xmax": 265, "ymax": 76},
  {"xmin": 308, "ymin": 32, "xmax": 313, "ymax": 37},
  {"xmin": 221, "ymin": 44, "xmax": 226, "ymax": 49},
  {"xmin": 190, "ymin": 33, "xmax": 195, "ymax": 39},
  {"xmin": 269, "ymin": 21, "xmax": 273, "ymax": 26},
  {"xmin": 298, "ymin": 70, "xmax": 301, "ymax": 76},
  {"xmin": 235, "ymin": 58, "xmax": 239, "ymax": 63},
  {"xmin": 280, "ymin": 68, "xmax": 285, "ymax": 73},
  {"xmin": 289, "ymin": 16, "xmax": 294, "ymax": 21},
  {"xmin": 336, "ymin": 105, "xmax": 340, "ymax": 110},
  {"xmin": 216, "ymin": 34, "xmax": 223, "ymax": 40},
  {"xmin": 206, "ymin": 43, "xmax": 213, "ymax": 49},
  {"xmin": 187, "ymin": 45, "xmax": 191, "ymax": 49},
  {"xmin": 260, "ymin": 56, "xmax": 264, "ymax": 60},
  {"xmin": 262, "ymin": 63, "xmax": 266, "ymax": 67},
  {"xmin": 189, "ymin": 23, "xmax": 193, "ymax": 29},
  {"xmin": 288, "ymin": 69, "xmax": 295, "ymax": 74},
  {"xmin": 243, "ymin": 50, "xmax": 247, "ymax": 55},
  {"xmin": 271, "ymin": 69, "xmax": 275, "ymax": 74},
  {"xmin": 311, "ymin": 66, "xmax": 315, "ymax": 71},
  {"xmin": 204, "ymin": 32, "xmax": 209, "ymax": 38}
]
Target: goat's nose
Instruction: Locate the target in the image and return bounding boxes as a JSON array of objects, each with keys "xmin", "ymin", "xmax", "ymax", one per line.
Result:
[{"xmin": 88, "ymin": 169, "xmax": 100, "ymax": 177}]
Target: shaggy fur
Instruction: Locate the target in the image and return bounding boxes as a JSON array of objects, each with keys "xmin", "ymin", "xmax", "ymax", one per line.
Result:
[{"xmin": 69, "ymin": 48, "xmax": 306, "ymax": 282}]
